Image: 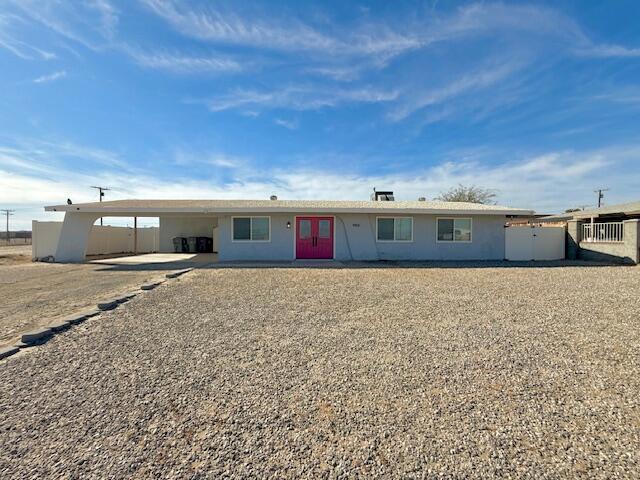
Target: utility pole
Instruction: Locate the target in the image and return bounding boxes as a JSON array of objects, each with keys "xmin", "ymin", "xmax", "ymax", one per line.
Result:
[
  {"xmin": 1, "ymin": 209, "xmax": 15, "ymax": 244},
  {"xmin": 90, "ymin": 186, "xmax": 110, "ymax": 226},
  {"xmin": 594, "ymin": 188, "xmax": 609, "ymax": 208}
]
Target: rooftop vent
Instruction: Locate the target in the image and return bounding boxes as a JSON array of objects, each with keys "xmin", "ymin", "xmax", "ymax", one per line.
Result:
[
  {"xmin": 371, "ymin": 188, "xmax": 395, "ymax": 201},
  {"xmin": 418, "ymin": 197, "xmax": 426, "ymax": 201},
  {"xmin": 270, "ymin": 195, "xmax": 278, "ymax": 201}
]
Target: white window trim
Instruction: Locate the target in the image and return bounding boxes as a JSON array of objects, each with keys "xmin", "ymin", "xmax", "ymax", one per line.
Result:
[
  {"xmin": 231, "ymin": 216, "xmax": 271, "ymax": 243},
  {"xmin": 375, "ymin": 216, "xmax": 414, "ymax": 243},
  {"xmin": 436, "ymin": 217, "xmax": 473, "ymax": 243}
]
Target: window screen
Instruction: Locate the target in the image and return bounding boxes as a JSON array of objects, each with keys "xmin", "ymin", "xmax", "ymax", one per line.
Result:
[
  {"xmin": 377, "ymin": 217, "xmax": 412, "ymax": 241},
  {"xmin": 233, "ymin": 217, "xmax": 269, "ymax": 241},
  {"xmin": 438, "ymin": 218, "xmax": 471, "ymax": 242}
]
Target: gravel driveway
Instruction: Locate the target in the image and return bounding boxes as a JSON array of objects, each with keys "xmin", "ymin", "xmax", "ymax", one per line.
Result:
[{"xmin": 1, "ymin": 264, "xmax": 639, "ymax": 478}]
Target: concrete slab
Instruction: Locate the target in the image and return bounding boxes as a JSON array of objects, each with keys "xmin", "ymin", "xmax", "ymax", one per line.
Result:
[
  {"xmin": 140, "ymin": 282, "xmax": 160, "ymax": 290},
  {"xmin": 49, "ymin": 320, "xmax": 71, "ymax": 332},
  {"xmin": 90, "ymin": 253, "xmax": 217, "ymax": 267},
  {"xmin": 166, "ymin": 268, "xmax": 193, "ymax": 279},
  {"xmin": 97, "ymin": 300, "xmax": 118, "ymax": 311},
  {"xmin": 66, "ymin": 314, "xmax": 89, "ymax": 325},
  {"xmin": 22, "ymin": 328, "xmax": 53, "ymax": 344},
  {"xmin": 0, "ymin": 346, "xmax": 19, "ymax": 360}
]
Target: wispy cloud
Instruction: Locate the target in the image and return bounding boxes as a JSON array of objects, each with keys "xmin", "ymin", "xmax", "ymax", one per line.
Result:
[
  {"xmin": 6, "ymin": 0, "xmax": 120, "ymax": 52},
  {"xmin": 140, "ymin": 0, "xmax": 420, "ymax": 59},
  {"xmin": 388, "ymin": 60, "xmax": 524, "ymax": 121},
  {"xmin": 33, "ymin": 70, "xmax": 67, "ymax": 83},
  {"xmin": 575, "ymin": 44, "xmax": 640, "ymax": 58},
  {"xmin": 203, "ymin": 85, "xmax": 399, "ymax": 113},
  {"xmin": 274, "ymin": 118, "xmax": 299, "ymax": 130},
  {"xmin": 126, "ymin": 48, "xmax": 243, "ymax": 74}
]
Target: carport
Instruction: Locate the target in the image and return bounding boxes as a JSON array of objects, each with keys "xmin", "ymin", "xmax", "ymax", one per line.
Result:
[{"xmin": 45, "ymin": 200, "xmax": 221, "ymax": 262}]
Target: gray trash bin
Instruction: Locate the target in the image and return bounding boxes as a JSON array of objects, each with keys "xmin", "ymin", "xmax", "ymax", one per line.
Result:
[{"xmin": 187, "ymin": 237, "xmax": 197, "ymax": 253}]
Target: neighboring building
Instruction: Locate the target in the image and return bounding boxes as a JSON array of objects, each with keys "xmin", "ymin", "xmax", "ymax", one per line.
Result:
[
  {"xmin": 540, "ymin": 201, "xmax": 640, "ymax": 264},
  {"xmin": 44, "ymin": 196, "xmax": 532, "ymax": 262}
]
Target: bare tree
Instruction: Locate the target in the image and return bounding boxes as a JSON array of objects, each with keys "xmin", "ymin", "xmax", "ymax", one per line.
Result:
[{"xmin": 435, "ymin": 184, "xmax": 497, "ymax": 204}]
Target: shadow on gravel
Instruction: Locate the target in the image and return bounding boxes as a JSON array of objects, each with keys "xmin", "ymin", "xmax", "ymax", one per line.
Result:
[{"xmin": 92, "ymin": 259, "xmax": 630, "ymax": 271}]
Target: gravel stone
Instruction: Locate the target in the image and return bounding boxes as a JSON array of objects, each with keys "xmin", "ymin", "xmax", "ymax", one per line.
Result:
[{"xmin": 1, "ymin": 263, "xmax": 638, "ymax": 479}]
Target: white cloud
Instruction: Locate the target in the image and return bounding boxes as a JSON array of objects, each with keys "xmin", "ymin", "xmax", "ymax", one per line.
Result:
[
  {"xmin": 575, "ymin": 44, "xmax": 640, "ymax": 58},
  {"xmin": 33, "ymin": 70, "xmax": 67, "ymax": 83},
  {"xmin": 127, "ymin": 48, "xmax": 243, "ymax": 73},
  {"xmin": 203, "ymin": 85, "xmax": 399, "ymax": 113},
  {"xmin": 3, "ymin": 138, "xmax": 639, "ymax": 229},
  {"xmin": 140, "ymin": 0, "xmax": 420, "ymax": 59},
  {"xmin": 388, "ymin": 60, "xmax": 523, "ymax": 121},
  {"xmin": 274, "ymin": 118, "xmax": 299, "ymax": 130}
]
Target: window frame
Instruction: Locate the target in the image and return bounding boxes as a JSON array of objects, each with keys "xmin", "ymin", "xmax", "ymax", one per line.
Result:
[
  {"xmin": 436, "ymin": 217, "xmax": 473, "ymax": 243},
  {"xmin": 231, "ymin": 216, "xmax": 271, "ymax": 243},
  {"xmin": 375, "ymin": 216, "xmax": 414, "ymax": 243}
]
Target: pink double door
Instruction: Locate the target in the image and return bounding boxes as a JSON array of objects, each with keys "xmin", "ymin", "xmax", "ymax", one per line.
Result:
[{"xmin": 296, "ymin": 217, "xmax": 334, "ymax": 259}]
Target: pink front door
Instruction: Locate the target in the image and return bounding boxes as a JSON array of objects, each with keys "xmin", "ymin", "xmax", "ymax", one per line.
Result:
[{"xmin": 296, "ymin": 217, "xmax": 334, "ymax": 259}]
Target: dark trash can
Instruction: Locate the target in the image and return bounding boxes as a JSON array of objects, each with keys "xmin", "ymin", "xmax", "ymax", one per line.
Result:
[
  {"xmin": 196, "ymin": 236, "xmax": 212, "ymax": 253},
  {"xmin": 172, "ymin": 237, "xmax": 185, "ymax": 253},
  {"xmin": 187, "ymin": 237, "xmax": 197, "ymax": 253}
]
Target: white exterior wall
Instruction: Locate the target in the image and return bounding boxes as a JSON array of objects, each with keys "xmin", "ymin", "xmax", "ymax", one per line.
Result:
[
  {"xmin": 159, "ymin": 216, "xmax": 218, "ymax": 252},
  {"xmin": 33, "ymin": 220, "xmax": 159, "ymax": 260},
  {"xmin": 216, "ymin": 213, "xmax": 507, "ymax": 261}
]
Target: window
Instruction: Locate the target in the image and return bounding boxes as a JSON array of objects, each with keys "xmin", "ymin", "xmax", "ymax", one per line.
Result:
[
  {"xmin": 318, "ymin": 219, "xmax": 331, "ymax": 238},
  {"xmin": 299, "ymin": 219, "xmax": 311, "ymax": 239},
  {"xmin": 377, "ymin": 217, "xmax": 413, "ymax": 242},
  {"xmin": 437, "ymin": 218, "xmax": 472, "ymax": 242},
  {"xmin": 233, "ymin": 217, "xmax": 270, "ymax": 241}
]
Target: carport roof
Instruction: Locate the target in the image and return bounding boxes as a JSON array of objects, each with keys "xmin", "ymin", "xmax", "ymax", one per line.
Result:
[
  {"xmin": 45, "ymin": 199, "xmax": 534, "ymax": 216},
  {"xmin": 539, "ymin": 200, "xmax": 640, "ymax": 222}
]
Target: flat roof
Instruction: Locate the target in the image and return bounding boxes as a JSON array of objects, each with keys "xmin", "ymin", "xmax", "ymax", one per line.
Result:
[{"xmin": 45, "ymin": 199, "xmax": 533, "ymax": 216}]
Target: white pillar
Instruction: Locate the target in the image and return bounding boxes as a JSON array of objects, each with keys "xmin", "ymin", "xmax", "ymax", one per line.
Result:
[{"xmin": 54, "ymin": 212, "xmax": 99, "ymax": 262}]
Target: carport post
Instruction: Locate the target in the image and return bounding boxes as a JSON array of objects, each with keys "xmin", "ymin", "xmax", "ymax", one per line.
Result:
[{"xmin": 134, "ymin": 217, "xmax": 138, "ymax": 255}]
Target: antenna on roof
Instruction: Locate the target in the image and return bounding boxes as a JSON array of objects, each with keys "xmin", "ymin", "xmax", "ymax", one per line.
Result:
[{"xmin": 594, "ymin": 187, "xmax": 609, "ymax": 208}]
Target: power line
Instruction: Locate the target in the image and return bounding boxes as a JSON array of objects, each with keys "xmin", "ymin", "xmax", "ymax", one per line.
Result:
[
  {"xmin": 1, "ymin": 209, "xmax": 15, "ymax": 243},
  {"xmin": 90, "ymin": 186, "xmax": 110, "ymax": 226},
  {"xmin": 594, "ymin": 188, "xmax": 609, "ymax": 208}
]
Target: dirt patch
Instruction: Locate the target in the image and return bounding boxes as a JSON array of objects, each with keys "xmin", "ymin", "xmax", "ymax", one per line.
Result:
[{"xmin": 0, "ymin": 260, "xmax": 167, "ymax": 348}]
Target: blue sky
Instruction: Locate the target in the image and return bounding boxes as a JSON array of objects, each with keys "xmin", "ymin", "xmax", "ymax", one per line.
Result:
[{"xmin": 1, "ymin": 0, "xmax": 640, "ymax": 229}]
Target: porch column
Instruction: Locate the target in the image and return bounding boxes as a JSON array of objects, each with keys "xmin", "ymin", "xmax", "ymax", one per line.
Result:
[
  {"xmin": 54, "ymin": 212, "xmax": 99, "ymax": 262},
  {"xmin": 623, "ymin": 219, "xmax": 640, "ymax": 264},
  {"xmin": 566, "ymin": 219, "xmax": 582, "ymax": 260}
]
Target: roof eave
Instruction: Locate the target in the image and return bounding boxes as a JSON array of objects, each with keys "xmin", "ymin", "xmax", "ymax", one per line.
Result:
[{"xmin": 45, "ymin": 205, "xmax": 533, "ymax": 216}]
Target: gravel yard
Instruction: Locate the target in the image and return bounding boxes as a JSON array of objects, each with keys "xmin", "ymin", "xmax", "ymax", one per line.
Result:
[{"xmin": 1, "ymin": 264, "xmax": 639, "ymax": 478}]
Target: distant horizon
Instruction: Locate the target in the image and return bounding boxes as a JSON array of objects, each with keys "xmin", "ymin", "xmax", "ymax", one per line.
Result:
[{"xmin": 2, "ymin": 0, "xmax": 640, "ymax": 230}]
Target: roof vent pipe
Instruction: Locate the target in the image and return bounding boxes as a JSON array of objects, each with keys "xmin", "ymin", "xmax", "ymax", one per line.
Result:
[
  {"xmin": 418, "ymin": 197, "xmax": 426, "ymax": 201},
  {"xmin": 270, "ymin": 195, "xmax": 278, "ymax": 201}
]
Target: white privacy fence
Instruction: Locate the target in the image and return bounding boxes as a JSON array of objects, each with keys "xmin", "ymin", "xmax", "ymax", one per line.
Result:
[
  {"xmin": 582, "ymin": 222, "xmax": 624, "ymax": 243},
  {"xmin": 32, "ymin": 221, "xmax": 159, "ymax": 260},
  {"xmin": 505, "ymin": 226, "xmax": 565, "ymax": 261}
]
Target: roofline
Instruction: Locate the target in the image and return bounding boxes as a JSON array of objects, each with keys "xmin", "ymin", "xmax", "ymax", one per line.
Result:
[{"xmin": 45, "ymin": 204, "xmax": 533, "ymax": 216}]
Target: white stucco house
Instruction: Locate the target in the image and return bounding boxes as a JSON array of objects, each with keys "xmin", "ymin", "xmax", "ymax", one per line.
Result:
[{"xmin": 44, "ymin": 195, "xmax": 533, "ymax": 262}]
